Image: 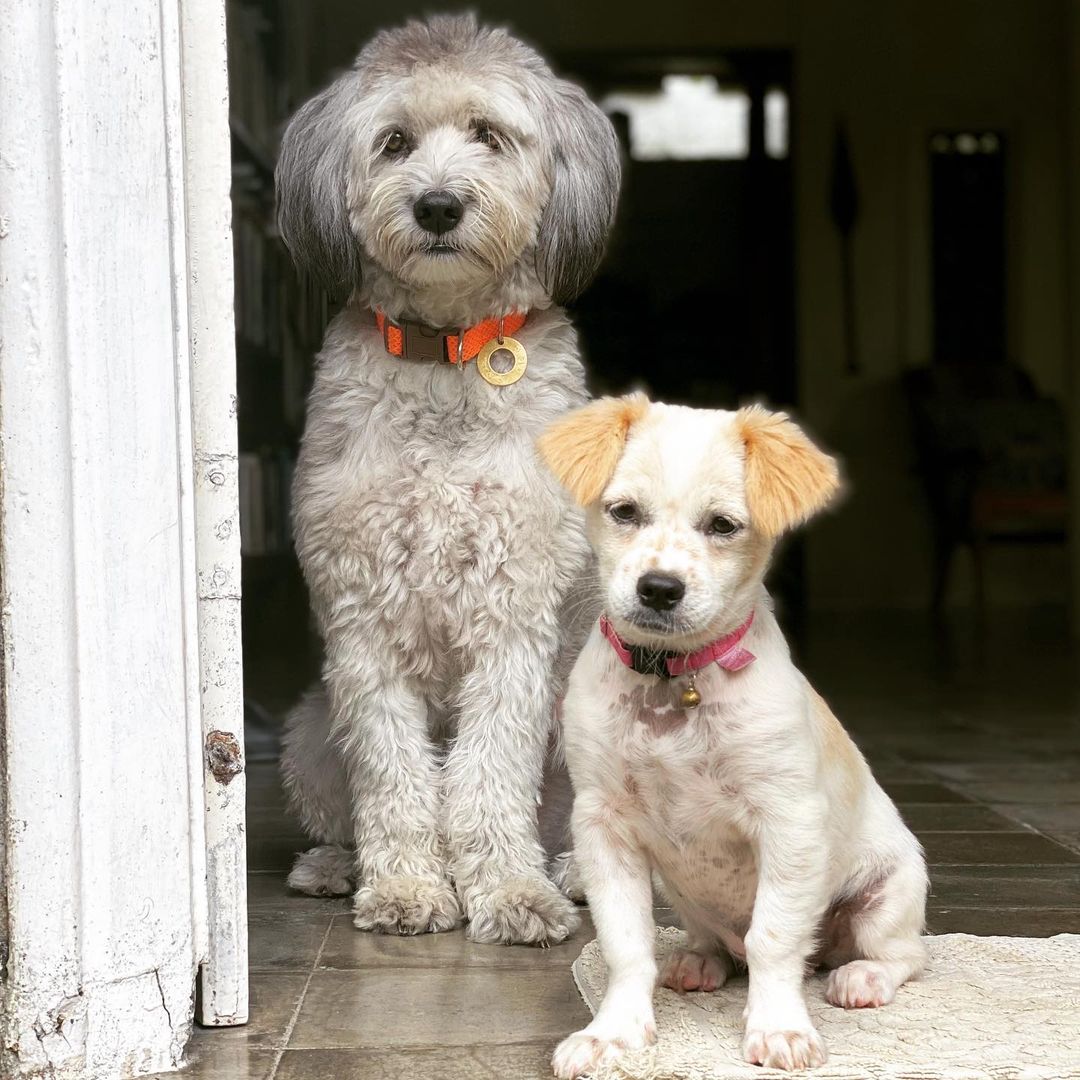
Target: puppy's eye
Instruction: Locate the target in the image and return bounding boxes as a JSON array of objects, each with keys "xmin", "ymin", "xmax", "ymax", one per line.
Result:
[
  {"xmin": 382, "ymin": 130, "xmax": 409, "ymax": 156},
  {"xmin": 608, "ymin": 501, "xmax": 641, "ymax": 525},
  {"xmin": 708, "ymin": 515, "xmax": 740, "ymax": 537},
  {"xmin": 472, "ymin": 123, "xmax": 501, "ymax": 151}
]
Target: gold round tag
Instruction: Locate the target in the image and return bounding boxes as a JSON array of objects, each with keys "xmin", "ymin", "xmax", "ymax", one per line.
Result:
[{"xmin": 476, "ymin": 336, "xmax": 528, "ymax": 386}]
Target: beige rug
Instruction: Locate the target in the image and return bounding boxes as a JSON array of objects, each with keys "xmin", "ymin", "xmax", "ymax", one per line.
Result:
[{"xmin": 571, "ymin": 927, "xmax": 1080, "ymax": 1080}]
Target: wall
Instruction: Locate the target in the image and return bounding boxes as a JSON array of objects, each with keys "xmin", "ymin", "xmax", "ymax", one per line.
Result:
[{"xmin": 295, "ymin": 0, "xmax": 1074, "ymax": 611}]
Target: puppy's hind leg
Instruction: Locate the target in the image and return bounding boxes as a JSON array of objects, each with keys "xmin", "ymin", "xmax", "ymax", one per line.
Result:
[
  {"xmin": 825, "ymin": 857, "xmax": 929, "ymax": 1009},
  {"xmin": 659, "ymin": 914, "xmax": 736, "ymax": 993}
]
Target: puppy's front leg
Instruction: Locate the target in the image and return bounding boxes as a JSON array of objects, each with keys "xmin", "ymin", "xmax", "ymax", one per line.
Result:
[
  {"xmin": 325, "ymin": 632, "xmax": 461, "ymax": 936},
  {"xmin": 443, "ymin": 637, "xmax": 579, "ymax": 944},
  {"xmin": 742, "ymin": 799, "xmax": 831, "ymax": 1070},
  {"xmin": 552, "ymin": 796, "xmax": 657, "ymax": 1080}
]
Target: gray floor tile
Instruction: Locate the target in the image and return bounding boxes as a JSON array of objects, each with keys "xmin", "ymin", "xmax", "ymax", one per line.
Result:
[
  {"xmin": 289, "ymin": 968, "xmax": 591, "ymax": 1050},
  {"xmin": 275, "ymin": 1043, "xmax": 557, "ymax": 1080},
  {"xmin": 880, "ymin": 781, "xmax": 972, "ymax": 804},
  {"xmin": 862, "ymin": 760, "xmax": 935, "ymax": 782},
  {"xmin": 149, "ymin": 1045, "xmax": 276, "ymax": 1080},
  {"xmin": 946, "ymin": 780, "xmax": 1080, "ymax": 804},
  {"xmin": 188, "ymin": 973, "xmax": 309, "ymax": 1050},
  {"xmin": 1052, "ymin": 830, "xmax": 1080, "ymax": 854},
  {"xmin": 897, "ymin": 803, "xmax": 1019, "ymax": 831},
  {"xmin": 249, "ymin": 909, "xmax": 335, "ymax": 972},
  {"xmin": 319, "ymin": 911, "xmax": 594, "ymax": 970},
  {"xmin": 928, "ymin": 865, "xmax": 1080, "ymax": 907},
  {"xmin": 928, "ymin": 908, "xmax": 1080, "ymax": 936},
  {"xmin": 247, "ymin": 871, "xmax": 350, "ymax": 913},
  {"xmin": 919, "ymin": 830, "xmax": 1080, "ymax": 865},
  {"xmin": 988, "ymin": 803, "xmax": 1080, "ymax": 833},
  {"xmin": 927, "ymin": 761, "xmax": 1080, "ymax": 782}
]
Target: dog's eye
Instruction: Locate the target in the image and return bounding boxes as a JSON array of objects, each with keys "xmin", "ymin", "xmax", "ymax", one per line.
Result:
[
  {"xmin": 472, "ymin": 124, "xmax": 501, "ymax": 151},
  {"xmin": 608, "ymin": 501, "xmax": 641, "ymax": 525},
  {"xmin": 708, "ymin": 515, "xmax": 740, "ymax": 537},
  {"xmin": 382, "ymin": 130, "xmax": 409, "ymax": 156}
]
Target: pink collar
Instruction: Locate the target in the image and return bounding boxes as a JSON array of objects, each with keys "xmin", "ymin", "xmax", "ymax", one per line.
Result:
[{"xmin": 599, "ymin": 611, "xmax": 756, "ymax": 680}]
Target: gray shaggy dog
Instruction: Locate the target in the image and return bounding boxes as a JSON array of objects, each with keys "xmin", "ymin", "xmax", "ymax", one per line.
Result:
[{"xmin": 276, "ymin": 13, "xmax": 619, "ymax": 944}]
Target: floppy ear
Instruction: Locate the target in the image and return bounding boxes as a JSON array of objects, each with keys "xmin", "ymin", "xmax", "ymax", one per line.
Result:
[
  {"xmin": 736, "ymin": 405, "xmax": 841, "ymax": 537},
  {"xmin": 538, "ymin": 393, "xmax": 649, "ymax": 505},
  {"xmin": 536, "ymin": 81, "xmax": 621, "ymax": 305},
  {"xmin": 275, "ymin": 72, "xmax": 363, "ymax": 294}
]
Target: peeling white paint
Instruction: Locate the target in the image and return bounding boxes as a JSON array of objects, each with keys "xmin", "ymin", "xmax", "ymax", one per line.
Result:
[{"xmin": 0, "ymin": 0, "xmax": 245, "ymax": 1075}]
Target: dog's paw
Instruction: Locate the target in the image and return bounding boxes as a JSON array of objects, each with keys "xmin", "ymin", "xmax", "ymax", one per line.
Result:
[
  {"xmin": 825, "ymin": 960, "xmax": 896, "ymax": 1009},
  {"xmin": 287, "ymin": 845, "xmax": 354, "ymax": 897},
  {"xmin": 552, "ymin": 1024, "xmax": 656, "ymax": 1080},
  {"xmin": 549, "ymin": 851, "xmax": 587, "ymax": 904},
  {"xmin": 467, "ymin": 874, "xmax": 581, "ymax": 945},
  {"xmin": 743, "ymin": 1025, "xmax": 827, "ymax": 1071},
  {"xmin": 659, "ymin": 948, "xmax": 730, "ymax": 993},
  {"xmin": 352, "ymin": 875, "xmax": 462, "ymax": 935}
]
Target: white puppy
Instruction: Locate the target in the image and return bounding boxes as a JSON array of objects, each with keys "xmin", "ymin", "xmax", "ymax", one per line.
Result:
[{"xmin": 539, "ymin": 396, "xmax": 928, "ymax": 1076}]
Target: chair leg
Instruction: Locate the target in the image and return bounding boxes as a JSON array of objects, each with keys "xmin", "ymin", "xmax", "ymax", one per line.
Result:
[
  {"xmin": 971, "ymin": 533, "xmax": 988, "ymax": 621},
  {"xmin": 931, "ymin": 534, "xmax": 954, "ymax": 614}
]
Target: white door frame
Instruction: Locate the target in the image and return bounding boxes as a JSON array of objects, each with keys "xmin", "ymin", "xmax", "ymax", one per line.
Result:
[{"xmin": 0, "ymin": 0, "xmax": 247, "ymax": 1075}]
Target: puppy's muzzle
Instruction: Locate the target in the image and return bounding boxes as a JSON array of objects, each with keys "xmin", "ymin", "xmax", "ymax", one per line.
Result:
[
  {"xmin": 636, "ymin": 572, "xmax": 685, "ymax": 612},
  {"xmin": 414, "ymin": 189, "xmax": 464, "ymax": 235}
]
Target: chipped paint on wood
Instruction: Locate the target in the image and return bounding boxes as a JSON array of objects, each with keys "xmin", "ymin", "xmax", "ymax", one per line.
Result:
[{"xmin": 206, "ymin": 731, "xmax": 244, "ymax": 785}]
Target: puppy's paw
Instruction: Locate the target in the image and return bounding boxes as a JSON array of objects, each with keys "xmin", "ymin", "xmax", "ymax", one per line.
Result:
[
  {"xmin": 288, "ymin": 844, "xmax": 354, "ymax": 897},
  {"xmin": 549, "ymin": 851, "xmax": 587, "ymax": 904},
  {"xmin": 826, "ymin": 960, "xmax": 896, "ymax": 1009},
  {"xmin": 352, "ymin": 875, "xmax": 461, "ymax": 935},
  {"xmin": 552, "ymin": 1023, "xmax": 656, "ymax": 1080},
  {"xmin": 743, "ymin": 1025, "xmax": 827, "ymax": 1071},
  {"xmin": 659, "ymin": 948, "xmax": 730, "ymax": 993},
  {"xmin": 467, "ymin": 874, "xmax": 581, "ymax": 945}
]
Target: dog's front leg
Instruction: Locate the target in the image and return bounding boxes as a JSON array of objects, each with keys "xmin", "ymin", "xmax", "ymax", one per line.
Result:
[
  {"xmin": 443, "ymin": 638, "xmax": 579, "ymax": 945},
  {"xmin": 742, "ymin": 798, "xmax": 831, "ymax": 1070},
  {"xmin": 551, "ymin": 796, "xmax": 657, "ymax": 1079},
  {"xmin": 325, "ymin": 637, "xmax": 461, "ymax": 936}
]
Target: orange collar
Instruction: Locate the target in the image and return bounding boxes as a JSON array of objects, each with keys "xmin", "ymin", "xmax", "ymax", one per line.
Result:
[{"xmin": 374, "ymin": 310, "xmax": 528, "ymax": 366}]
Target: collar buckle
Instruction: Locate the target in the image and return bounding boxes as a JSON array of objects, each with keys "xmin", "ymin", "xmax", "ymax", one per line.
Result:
[{"xmin": 387, "ymin": 318, "xmax": 463, "ymax": 364}]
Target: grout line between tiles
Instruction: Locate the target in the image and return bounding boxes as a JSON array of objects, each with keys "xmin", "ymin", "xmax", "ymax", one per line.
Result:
[{"xmin": 266, "ymin": 913, "xmax": 337, "ymax": 1080}]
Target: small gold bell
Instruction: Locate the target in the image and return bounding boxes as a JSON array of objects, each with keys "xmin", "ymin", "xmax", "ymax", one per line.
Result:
[{"xmin": 680, "ymin": 684, "xmax": 702, "ymax": 709}]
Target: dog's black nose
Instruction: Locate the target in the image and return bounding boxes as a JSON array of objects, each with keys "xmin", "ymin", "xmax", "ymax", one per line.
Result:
[
  {"xmin": 636, "ymin": 572, "xmax": 686, "ymax": 612},
  {"xmin": 414, "ymin": 190, "xmax": 464, "ymax": 235}
]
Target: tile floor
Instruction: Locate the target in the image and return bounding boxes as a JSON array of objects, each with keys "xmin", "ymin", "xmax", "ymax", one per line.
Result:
[{"xmin": 166, "ymin": 610, "xmax": 1080, "ymax": 1079}]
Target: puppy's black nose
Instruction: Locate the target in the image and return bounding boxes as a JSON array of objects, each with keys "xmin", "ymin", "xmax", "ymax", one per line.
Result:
[
  {"xmin": 414, "ymin": 190, "xmax": 463, "ymax": 235},
  {"xmin": 636, "ymin": 572, "xmax": 686, "ymax": 612}
]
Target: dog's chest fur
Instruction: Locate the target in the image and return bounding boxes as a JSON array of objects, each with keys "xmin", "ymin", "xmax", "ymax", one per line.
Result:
[
  {"xmin": 595, "ymin": 656, "xmax": 787, "ymax": 948},
  {"xmin": 293, "ymin": 305, "xmax": 592, "ymax": 688}
]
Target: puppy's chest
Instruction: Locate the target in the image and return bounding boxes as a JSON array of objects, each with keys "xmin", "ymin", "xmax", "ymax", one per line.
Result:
[
  {"xmin": 618, "ymin": 730, "xmax": 761, "ymax": 936},
  {"xmin": 611, "ymin": 682, "xmax": 760, "ymax": 848}
]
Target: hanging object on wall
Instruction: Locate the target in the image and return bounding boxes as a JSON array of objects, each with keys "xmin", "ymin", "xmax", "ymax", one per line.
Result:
[{"xmin": 829, "ymin": 122, "xmax": 861, "ymax": 375}]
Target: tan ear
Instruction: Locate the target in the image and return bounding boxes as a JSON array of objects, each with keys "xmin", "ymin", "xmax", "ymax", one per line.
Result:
[
  {"xmin": 537, "ymin": 393, "xmax": 650, "ymax": 505},
  {"xmin": 736, "ymin": 404, "xmax": 841, "ymax": 537}
]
